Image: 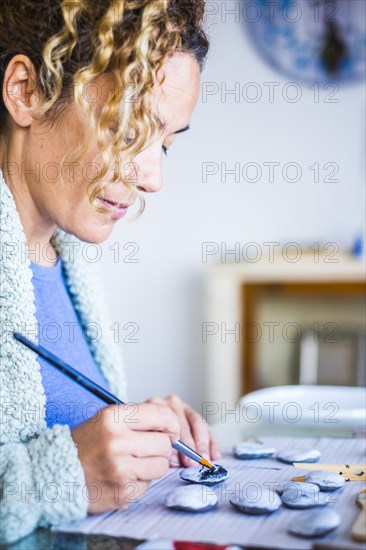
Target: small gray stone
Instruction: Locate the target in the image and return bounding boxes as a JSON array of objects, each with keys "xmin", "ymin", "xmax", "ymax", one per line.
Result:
[
  {"xmin": 277, "ymin": 481, "xmax": 320, "ymax": 496},
  {"xmin": 288, "ymin": 508, "xmax": 340, "ymax": 538},
  {"xmin": 276, "ymin": 448, "xmax": 321, "ymax": 464},
  {"xmin": 165, "ymin": 485, "xmax": 218, "ymax": 512},
  {"xmin": 305, "ymin": 470, "xmax": 346, "ymax": 491},
  {"xmin": 179, "ymin": 464, "xmax": 228, "ymax": 486},
  {"xmin": 277, "ymin": 481, "xmax": 319, "ymax": 496},
  {"xmin": 280, "ymin": 482, "xmax": 328, "ymax": 509},
  {"xmin": 230, "ymin": 485, "xmax": 281, "ymax": 515},
  {"xmin": 234, "ymin": 442, "xmax": 276, "ymax": 459}
]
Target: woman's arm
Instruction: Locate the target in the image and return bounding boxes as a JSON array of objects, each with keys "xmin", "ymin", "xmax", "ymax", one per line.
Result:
[
  {"xmin": 0, "ymin": 424, "xmax": 88, "ymax": 545},
  {"xmin": 0, "ymin": 402, "xmax": 180, "ymax": 545}
]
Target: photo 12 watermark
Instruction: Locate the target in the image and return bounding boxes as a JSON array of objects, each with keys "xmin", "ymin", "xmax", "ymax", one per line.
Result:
[{"xmin": 201, "ymin": 241, "xmax": 340, "ymax": 263}]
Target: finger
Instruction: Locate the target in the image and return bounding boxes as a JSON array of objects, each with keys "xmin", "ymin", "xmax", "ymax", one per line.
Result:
[
  {"xmin": 122, "ymin": 403, "xmax": 180, "ymax": 442},
  {"xmin": 169, "ymin": 449, "xmax": 180, "ymax": 467},
  {"xmin": 146, "ymin": 397, "xmax": 166, "ymax": 405},
  {"xmin": 185, "ymin": 406, "xmax": 210, "ymax": 460},
  {"xmin": 112, "ymin": 480, "xmax": 151, "ymax": 509},
  {"xmin": 145, "ymin": 398, "xmax": 180, "ymax": 465},
  {"xmin": 132, "ymin": 456, "xmax": 170, "ymax": 481},
  {"xmin": 122, "ymin": 431, "xmax": 172, "ymax": 460},
  {"xmin": 165, "ymin": 397, "xmax": 197, "ymax": 467}
]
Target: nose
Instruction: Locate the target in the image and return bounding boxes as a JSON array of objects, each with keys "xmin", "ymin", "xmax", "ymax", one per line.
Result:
[
  {"xmin": 136, "ymin": 171, "xmax": 163, "ymax": 194},
  {"xmin": 133, "ymin": 143, "xmax": 164, "ymax": 193}
]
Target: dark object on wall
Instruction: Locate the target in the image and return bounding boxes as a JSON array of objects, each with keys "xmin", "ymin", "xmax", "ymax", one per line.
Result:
[{"xmin": 320, "ymin": 19, "xmax": 349, "ymax": 74}]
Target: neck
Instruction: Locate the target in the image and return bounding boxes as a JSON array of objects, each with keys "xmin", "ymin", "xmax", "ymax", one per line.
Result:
[{"xmin": 0, "ymin": 140, "xmax": 58, "ymax": 267}]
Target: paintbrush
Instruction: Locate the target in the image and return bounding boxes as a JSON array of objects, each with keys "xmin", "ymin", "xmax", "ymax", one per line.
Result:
[{"xmin": 13, "ymin": 331, "xmax": 213, "ymax": 470}]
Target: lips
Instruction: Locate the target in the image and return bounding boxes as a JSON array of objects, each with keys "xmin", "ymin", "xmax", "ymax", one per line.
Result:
[
  {"xmin": 96, "ymin": 195, "xmax": 131, "ymax": 220},
  {"xmin": 96, "ymin": 195, "xmax": 130, "ymax": 209}
]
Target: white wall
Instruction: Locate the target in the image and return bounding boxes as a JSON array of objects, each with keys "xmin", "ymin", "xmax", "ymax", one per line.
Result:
[{"xmin": 100, "ymin": 5, "xmax": 365, "ymax": 411}]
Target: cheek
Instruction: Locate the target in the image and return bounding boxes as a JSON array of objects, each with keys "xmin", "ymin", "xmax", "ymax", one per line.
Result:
[
  {"xmin": 69, "ymin": 151, "xmax": 105, "ymax": 206},
  {"xmin": 53, "ymin": 151, "xmax": 121, "ymax": 242}
]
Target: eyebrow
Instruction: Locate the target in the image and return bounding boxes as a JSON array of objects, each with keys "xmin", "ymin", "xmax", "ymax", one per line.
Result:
[{"xmin": 156, "ymin": 115, "xmax": 190, "ymax": 135}]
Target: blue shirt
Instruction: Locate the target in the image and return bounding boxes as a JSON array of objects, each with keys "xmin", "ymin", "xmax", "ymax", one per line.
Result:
[{"xmin": 30, "ymin": 256, "xmax": 111, "ymax": 428}]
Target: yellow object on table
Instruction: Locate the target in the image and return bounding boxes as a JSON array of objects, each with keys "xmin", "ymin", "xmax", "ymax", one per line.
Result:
[{"xmin": 293, "ymin": 463, "xmax": 366, "ymax": 481}]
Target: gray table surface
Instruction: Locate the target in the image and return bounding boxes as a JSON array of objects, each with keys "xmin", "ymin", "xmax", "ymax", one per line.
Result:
[{"xmin": 2, "ymin": 435, "xmax": 365, "ymax": 550}]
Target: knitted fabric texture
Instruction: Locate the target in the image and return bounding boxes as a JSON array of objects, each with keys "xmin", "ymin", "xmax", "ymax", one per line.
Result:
[{"xmin": 0, "ymin": 169, "xmax": 128, "ymax": 543}]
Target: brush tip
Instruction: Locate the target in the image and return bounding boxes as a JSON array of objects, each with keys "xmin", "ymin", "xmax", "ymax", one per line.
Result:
[{"xmin": 200, "ymin": 457, "xmax": 214, "ymax": 469}]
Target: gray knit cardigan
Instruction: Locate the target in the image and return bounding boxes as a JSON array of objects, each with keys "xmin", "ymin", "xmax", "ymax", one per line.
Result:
[{"xmin": 0, "ymin": 168, "xmax": 128, "ymax": 544}]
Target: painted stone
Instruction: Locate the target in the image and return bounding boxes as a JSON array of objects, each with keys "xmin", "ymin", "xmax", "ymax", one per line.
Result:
[
  {"xmin": 305, "ymin": 470, "xmax": 346, "ymax": 491},
  {"xmin": 280, "ymin": 481, "xmax": 328, "ymax": 509},
  {"xmin": 230, "ymin": 485, "xmax": 281, "ymax": 515},
  {"xmin": 288, "ymin": 508, "xmax": 340, "ymax": 538},
  {"xmin": 234, "ymin": 441, "xmax": 276, "ymax": 459},
  {"xmin": 179, "ymin": 464, "xmax": 228, "ymax": 486},
  {"xmin": 165, "ymin": 485, "xmax": 218, "ymax": 512},
  {"xmin": 276, "ymin": 448, "xmax": 321, "ymax": 464}
]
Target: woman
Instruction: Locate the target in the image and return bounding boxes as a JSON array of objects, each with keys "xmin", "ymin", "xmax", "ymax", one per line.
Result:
[{"xmin": 0, "ymin": 0, "xmax": 221, "ymax": 543}]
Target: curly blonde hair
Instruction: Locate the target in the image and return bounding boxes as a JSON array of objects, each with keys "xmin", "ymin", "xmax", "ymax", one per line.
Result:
[{"xmin": 0, "ymin": 0, "xmax": 208, "ymax": 215}]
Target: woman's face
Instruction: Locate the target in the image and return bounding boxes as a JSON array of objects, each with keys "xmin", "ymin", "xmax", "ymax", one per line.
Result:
[{"xmin": 3, "ymin": 53, "xmax": 200, "ymax": 244}]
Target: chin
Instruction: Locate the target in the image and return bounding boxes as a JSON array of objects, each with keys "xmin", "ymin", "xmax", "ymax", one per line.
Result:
[{"xmin": 69, "ymin": 221, "xmax": 114, "ymax": 245}]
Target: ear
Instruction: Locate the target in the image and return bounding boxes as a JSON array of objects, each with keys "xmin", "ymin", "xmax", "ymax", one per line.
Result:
[{"xmin": 2, "ymin": 54, "xmax": 39, "ymax": 128}]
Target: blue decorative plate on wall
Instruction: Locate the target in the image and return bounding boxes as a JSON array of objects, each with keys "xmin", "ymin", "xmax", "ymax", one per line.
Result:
[{"xmin": 244, "ymin": 0, "xmax": 366, "ymax": 84}]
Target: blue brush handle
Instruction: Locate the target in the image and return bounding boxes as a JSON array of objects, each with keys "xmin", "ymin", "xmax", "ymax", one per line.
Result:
[
  {"xmin": 172, "ymin": 440, "xmax": 202, "ymax": 463},
  {"xmin": 13, "ymin": 331, "xmax": 206, "ymax": 466},
  {"xmin": 14, "ymin": 332, "xmax": 124, "ymax": 405}
]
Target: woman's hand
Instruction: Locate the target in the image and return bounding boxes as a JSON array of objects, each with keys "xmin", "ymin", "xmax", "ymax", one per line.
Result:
[
  {"xmin": 71, "ymin": 402, "xmax": 180, "ymax": 514},
  {"xmin": 146, "ymin": 395, "xmax": 221, "ymax": 468}
]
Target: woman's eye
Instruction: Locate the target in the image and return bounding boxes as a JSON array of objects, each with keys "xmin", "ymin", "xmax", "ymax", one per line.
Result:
[
  {"xmin": 162, "ymin": 145, "xmax": 168, "ymax": 156},
  {"xmin": 108, "ymin": 123, "xmax": 134, "ymax": 143}
]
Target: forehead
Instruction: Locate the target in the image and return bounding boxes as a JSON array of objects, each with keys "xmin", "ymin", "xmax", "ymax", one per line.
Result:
[
  {"xmin": 89, "ymin": 53, "xmax": 200, "ymax": 131},
  {"xmin": 152, "ymin": 53, "xmax": 201, "ymax": 131}
]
